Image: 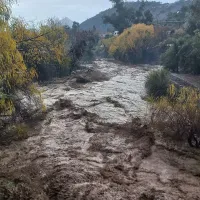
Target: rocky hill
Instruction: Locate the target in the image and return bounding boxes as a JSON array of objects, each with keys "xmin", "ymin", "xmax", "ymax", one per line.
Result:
[{"xmin": 80, "ymin": 0, "xmax": 191, "ymax": 33}]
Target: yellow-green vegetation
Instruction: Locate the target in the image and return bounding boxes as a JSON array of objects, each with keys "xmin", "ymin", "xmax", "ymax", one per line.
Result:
[
  {"xmin": 102, "ymin": 36, "xmax": 115, "ymax": 56},
  {"xmin": 0, "ymin": 1, "xmax": 99, "ymax": 119},
  {"xmin": 103, "ymin": 24, "xmax": 155, "ymax": 63},
  {"xmin": 0, "ymin": 1, "xmax": 70, "ymax": 117},
  {"xmin": 109, "ymin": 24, "xmax": 154, "ymax": 55},
  {"xmin": 0, "ymin": 0, "xmax": 38, "ymax": 116},
  {"xmin": 11, "ymin": 18, "xmax": 69, "ymax": 80},
  {"xmin": 0, "ymin": 0, "xmax": 15, "ymax": 26},
  {"xmin": 151, "ymin": 85, "xmax": 200, "ymax": 142},
  {"xmin": 0, "ymin": 30, "xmax": 37, "ymax": 115},
  {"xmin": 14, "ymin": 123, "xmax": 29, "ymax": 138}
]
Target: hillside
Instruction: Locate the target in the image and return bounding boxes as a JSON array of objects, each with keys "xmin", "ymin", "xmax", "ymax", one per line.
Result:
[
  {"xmin": 80, "ymin": 0, "xmax": 191, "ymax": 33},
  {"xmin": 60, "ymin": 17, "xmax": 73, "ymax": 27}
]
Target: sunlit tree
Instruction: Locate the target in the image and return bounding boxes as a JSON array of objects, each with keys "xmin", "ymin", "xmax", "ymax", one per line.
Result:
[
  {"xmin": 11, "ymin": 18, "xmax": 69, "ymax": 80},
  {"xmin": 0, "ymin": 0, "xmax": 38, "ymax": 116},
  {"xmin": 105, "ymin": 24, "xmax": 155, "ymax": 63}
]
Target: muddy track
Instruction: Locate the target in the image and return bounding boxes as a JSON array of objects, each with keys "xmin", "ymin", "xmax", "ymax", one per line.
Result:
[{"xmin": 0, "ymin": 60, "xmax": 200, "ymax": 200}]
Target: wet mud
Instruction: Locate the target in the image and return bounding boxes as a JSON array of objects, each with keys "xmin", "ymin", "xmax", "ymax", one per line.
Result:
[{"xmin": 0, "ymin": 60, "xmax": 200, "ymax": 200}]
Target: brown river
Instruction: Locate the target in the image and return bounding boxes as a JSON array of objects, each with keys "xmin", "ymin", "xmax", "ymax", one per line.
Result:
[{"xmin": 0, "ymin": 60, "xmax": 200, "ymax": 200}]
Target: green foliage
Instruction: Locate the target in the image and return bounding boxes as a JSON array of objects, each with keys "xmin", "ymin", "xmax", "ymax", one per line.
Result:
[
  {"xmin": 145, "ymin": 69, "xmax": 170, "ymax": 97},
  {"xmin": 161, "ymin": 32, "xmax": 200, "ymax": 74},
  {"xmin": 161, "ymin": 0, "xmax": 200, "ymax": 75},
  {"xmin": 167, "ymin": 5, "xmax": 188, "ymax": 24},
  {"xmin": 68, "ymin": 29, "xmax": 99, "ymax": 68},
  {"xmin": 160, "ymin": 38, "xmax": 181, "ymax": 73},
  {"xmin": 103, "ymin": 0, "xmax": 153, "ymax": 33},
  {"xmin": 80, "ymin": 1, "xmax": 190, "ymax": 33},
  {"xmin": 187, "ymin": 0, "xmax": 200, "ymax": 34},
  {"xmin": 72, "ymin": 21, "xmax": 80, "ymax": 33}
]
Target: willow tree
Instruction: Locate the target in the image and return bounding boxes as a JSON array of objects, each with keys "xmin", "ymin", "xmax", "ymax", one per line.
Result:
[
  {"xmin": 0, "ymin": 0, "xmax": 15, "ymax": 25},
  {"xmin": 106, "ymin": 24, "xmax": 155, "ymax": 63},
  {"xmin": 11, "ymin": 18, "xmax": 69, "ymax": 81},
  {"xmin": 0, "ymin": 0, "xmax": 38, "ymax": 116},
  {"xmin": 0, "ymin": 31, "xmax": 37, "ymax": 115}
]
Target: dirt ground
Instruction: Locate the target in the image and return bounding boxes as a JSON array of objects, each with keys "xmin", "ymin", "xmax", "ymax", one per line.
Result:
[{"xmin": 0, "ymin": 60, "xmax": 200, "ymax": 200}]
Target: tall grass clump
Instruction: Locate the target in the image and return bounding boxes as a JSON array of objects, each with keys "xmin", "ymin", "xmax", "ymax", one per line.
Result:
[{"xmin": 145, "ymin": 69, "xmax": 170, "ymax": 98}]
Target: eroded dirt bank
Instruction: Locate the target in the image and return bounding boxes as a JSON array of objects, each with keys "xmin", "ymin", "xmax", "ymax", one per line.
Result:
[{"xmin": 0, "ymin": 60, "xmax": 200, "ymax": 200}]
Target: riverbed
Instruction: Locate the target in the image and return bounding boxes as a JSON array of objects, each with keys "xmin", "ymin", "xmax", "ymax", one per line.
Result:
[{"xmin": 0, "ymin": 60, "xmax": 200, "ymax": 200}]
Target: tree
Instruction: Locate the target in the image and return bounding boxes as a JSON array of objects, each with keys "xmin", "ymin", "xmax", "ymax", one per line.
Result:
[
  {"xmin": 11, "ymin": 18, "xmax": 69, "ymax": 81},
  {"xmin": 161, "ymin": 31, "xmax": 200, "ymax": 74},
  {"xmin": 161, "ymin": 0, "xmax": 200, "ymax": 75},
  {"xmin": 68, "ymin": 30, "xmax": 99, "ymax": 68},
  {"xmin": 103, "ymin": 0, "xmax": 153, "ymax": 33},
  {"xmin": 104, "ymin": 23, "xmax": 155, "ymax": 63},
  {"xmin": 0, "ymin": 29, "xmax": 37, "ymax": 116},
  {"xmin": 167, "ymin": 6, "xmax": 188, "ymax": 23},
  {"xmin": 161, "ymin": 38, "xmax": 180, "ymax": 73},
  {"xmin": 0, "ymin": 0, "xmax": 15, "ymax": 25},
  {"xmin": 72, "ymin": 21, "xmax": 80, "ymax": 33},
  {"xmin": 0, "ymin": 0, "xmax": 40, "ymax": 117},
  {"xmin": 187, "ymin": 0, "xmax": 200, "ymax": 34}
]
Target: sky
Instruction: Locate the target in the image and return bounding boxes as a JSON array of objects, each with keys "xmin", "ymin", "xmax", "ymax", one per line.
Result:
[{"xmin": 12, "ymin": 0, "xmax": 177, "ymax": 24}]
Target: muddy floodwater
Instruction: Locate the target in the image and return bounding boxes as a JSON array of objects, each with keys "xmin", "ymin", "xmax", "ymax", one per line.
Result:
[{"xmin": 0, "ymin": 60, "xmax": 200, "ymax": 200}]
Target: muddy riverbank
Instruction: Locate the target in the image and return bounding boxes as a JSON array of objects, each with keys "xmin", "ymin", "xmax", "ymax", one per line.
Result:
[{"xmin": 0, "ymin": 60, "xmax": 200, "ymax": 200}]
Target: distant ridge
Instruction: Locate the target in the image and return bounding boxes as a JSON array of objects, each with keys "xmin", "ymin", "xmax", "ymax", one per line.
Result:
[
  {"xmin": 60, "ymin": 17, "xmax": 73, "ymax": 27},
  {"xmin": 80, "ymin": 0, "xmax": 191, "ymax": 33}
]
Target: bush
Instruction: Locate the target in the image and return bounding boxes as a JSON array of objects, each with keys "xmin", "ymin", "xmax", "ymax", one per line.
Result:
[
  {"xmin": 145, "ymin": 69, "xmax": 170, "ymax": 97},
  {"xmin": 151, "ymin": 85, "xmax": 200, "ymax": 147}
]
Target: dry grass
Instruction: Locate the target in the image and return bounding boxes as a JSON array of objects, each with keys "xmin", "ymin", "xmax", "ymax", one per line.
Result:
[{"xmin": 150, "ymin": 85, "xmax": 200, "ymax": 146}]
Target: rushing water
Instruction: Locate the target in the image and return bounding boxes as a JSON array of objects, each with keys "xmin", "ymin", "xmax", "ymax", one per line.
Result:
[
  {"xmin": 42, "ymin": 60, "xmax": 149, "ymax": 124},
  {"xmin": 0, "ymin": 60, "xmax": 200, "ymax": 199}
]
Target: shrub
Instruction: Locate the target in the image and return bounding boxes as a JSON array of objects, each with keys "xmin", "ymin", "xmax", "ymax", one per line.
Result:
[
  {"xmin": 14, "ymin": 124, "xmax": 29, "ymax": 139},
  {"xmin": 151, "ymin": 85, "xmax": 200, "ymax": 147},
  {"xmin": 145, "ymin": 69, "xmax": 170, "ymax": 97}
]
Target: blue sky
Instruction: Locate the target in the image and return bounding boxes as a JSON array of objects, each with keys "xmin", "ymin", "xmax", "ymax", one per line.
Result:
[{"xmin": 12, "ymin": 0, "xmax": 177, "ymax": 23}]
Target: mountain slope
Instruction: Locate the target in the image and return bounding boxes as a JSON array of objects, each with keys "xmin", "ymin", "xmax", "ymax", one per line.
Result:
[
  {"xmin": 80, "ymin": 0, "xmax": 191, "ymax": 33},
  {"xmin": 60, "ymin": 17, "xmax": 73, "ymax": 27}
]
